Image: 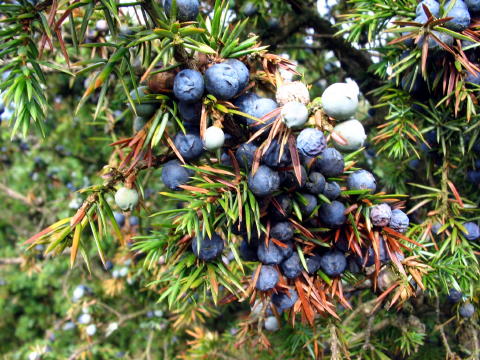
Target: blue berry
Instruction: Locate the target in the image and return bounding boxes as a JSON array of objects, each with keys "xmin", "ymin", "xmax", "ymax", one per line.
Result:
[
  {"xmin": 164, "ymin": 0, "xmax": 199, "ymax": 21},
  {"xmin": 319, "ymin": 201, "xmax": 346, "ymax": 228},
  {"xmin": 239, "ymin": 238, "xmax": 259, "ymax": 262},
  {"xmin": 445, "ymin": 0, "xmax": 471, "ymax": 31},
  {"xmin": 319, "ymin": 250, "xmax": 347, "ymax": 277},
  {"xmin": 262, "ymin": 139, "xmax": 291, "ymax": 168},
  {"xmin": 459, "ymin": 303, "xmax": 475, "ymax": 318},
  {"xmin": 323, "ymin": 181, "xmax": 341, "ymax": 200},
  {"xmin": 173, "ymin": 69, "xmax": 204, "ymax": 103},
  {"xmin": 129, "ymin": 216, "xmax": 140, "ymax": 226},
  {"xmin": 389, "ymin": 209, "xmax": 410, "ymax": 233},
  {"xmin": 315, "ymin": 148, "xmax": 344, "ymax": 177},
  {"xmin": 192, "ymin": 233, "xmax": 224, "ymax": 261},
  {"xmin": 448, "ymin": 288, "xmax": 463, "ymax": 303},
  {"xmin": 416, "ymin": 0, "xmax": 440, "ymax": 17},
  {"xmin": 296, "ymin": 128, "xmax": 327, "ymax": 157},
  {"xmin": 281, "ymin": 253, "xmax": 303, "ymax": 279},
  {"xmin": 462, "ymin": 222, "xmax": 480, "ymax": 241},
  {"xmin": 233, "ymin": 92, "xmax": 260, "ymax": 124},
  {"xmin": 299, "ymin": 193, "xmax": 317, "ymax": 216},
  {"xmin": 174, "ymin": 132, "xmax": 204, "ymax": 160},
  {"xmin": 235, "ymin": 142, "xmax": 258, "ymax": 169},
  {"xmin": 113, "ymin": 212, "xmax": 125, "ymax": 227},
  {"xmin": 224, "ymin": 59, "xmax": 250, "ymax": 92},
  {"xmin": 306, "ymin": 254, "xmax": 322, "ymax": 274},
  {"xmin": 178, "ymin": 101, "xmax": 201, "ymax": 123},
  {"xmin": 248, "ymin": 165, "xmax": 280, "ymax": 197},
  {"xmin": 254, "ymin": 265, "xmax": 279, "ymax": 291},
  {"xmin": 205, "ymin": 63, "xmax": 239, "ymax": 100},
  {"xmin": 466, "ymin": 0, "xmax": 480, "ymax": 12},
  {"xmin": 272, "ymin": 289, "xmax": 298, "ymax": 311},
  {"xmin": 257, "ymin": 239, "xmax": 286, "ymax": 265},
  {"xmin": 161, "ymin": 160, "xmax": 194, "ymax": 191},
  {"xmin": 246, "ymin": 97, "xmax": 278, "ymax": 131},
  {"xmin": 270, "ymin": 222, "xmax": 294, "ymax": 242},
  {"xmin": 305, "ymin": 172, "xmax": 326, "ymax": 194},
  {"xmin": 347, "ymin": 169, "xmax": 376, "ymax": 193}
]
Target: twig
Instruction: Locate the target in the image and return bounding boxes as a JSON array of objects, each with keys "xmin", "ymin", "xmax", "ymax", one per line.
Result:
[{"xmin": 0, "ymin": 257, "xmax": 23, "ymax": 265}]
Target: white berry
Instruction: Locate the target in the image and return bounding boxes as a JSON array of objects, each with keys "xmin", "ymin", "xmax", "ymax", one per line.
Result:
[
  {"xmin": 203, "ymin": 126, "xmax": 225, "ymax": 151},
  {"xmin": 281, "ymin": 101, "xmax": 309, "ymax": 129},
  {"xmin": 332, "ymin": 119, "xmax": 366, "ymax": 151},
  {"xmin": 114, "ymin": 187, "xmax": 139, "ymax": 211},
  {"xmin": 322, "ymin": 81, "xmax": 359, "ymax": 120}
]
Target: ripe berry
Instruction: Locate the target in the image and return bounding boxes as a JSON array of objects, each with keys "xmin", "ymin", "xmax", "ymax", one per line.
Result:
[
  {"xmin": 224, "ymin": 58, "xmax": 250, "ymax": 92},
  {"xmin": 205, "ymin": 63, "xmax": 239, "ymax": 100},
  {"xmin": 271, "ymin": 222, "xmax": 294, "ymax": 242},
  {"xmin": 233, "ymin": 92, "xmax": 260, "ymax": 124},
  {"xmin": 280, "ymin": 166, "xmax": 307, "ymax": 189},
  {"xmin": 246, "ymin": 97, "xmax": 279, "ymax": 131},
  {"xmin": 296, "ymin": 128, "xmax": 327, "ymax": 157},
  {"xmin": 416, "ymin": 0, "xmax": 440, "ymax": 17},
  {"xmin": 323, "ymin": 181, "xmax": 341, "ymax": 200},
  {"xmin": 272, "ymin": 289, "xmax": 298, "ymax": 311},
  {"xmin": 114, "ymin": 187, "xmax": 139, "ymax": 211},
  {"xmin": 321, "ymin": 82, "xmax": 359, "ymax": 120},
  {"xmin": 161, "ymin": 160, "xmax": 194, "ymax": 191},
  {"xmin": 319, "ymin": 201, "xmax": 346, "ymax": 228},
  {"xmin": 262, "ymin": 139, "xmax": 291, "ymax": 168},
  {"xmin": 257, "ymin": 239, "xmax": 287, "ymax": 265},
  {"xmin": 305, "ymin": 172, "xmax": 326, "ymax": 194},
  {"xmin": 445, "ymin": 0, "xmax": 470, "ymax": 31},
  {"xmin": 462, "ymin": 221, "xmax": 480, "ymax": 241},
  {"xmin": 173, "ymin": 69, "xmax": 204, "ymax": 103},
  {"xmin": 247, "ymin": 165, "xmax": 280, "ymax": 197},
  {"xmin": 466, "ymin": 0, "xmax": 480, "ymax": 12},
  {"xmin": 315, "ymin": 148, "xmax": 344, "ymax": 177},
  {"xmin": 178, "ymin": 101, "xmax": 201, "ymax": 123},
  {"xmin": 459, "ymin": 303, "xmax": 475, "ymax": 318},
  {"xmin": 235, "ymin": 142, "xmax": 258, "ymax": 169},
  {"xmin": 448, "ymin": 288, "xmax": 463, "ymax": 303},
  {"xmin": 164, "ymin": 0, "xmax": 200, "ymax": 22},
  {"xmin": 319, "ymin": 250, "xmax": 347, "ymax": 277},
  {"xmin": 239, "ymin": 238, "xmax": 259, "ymax": 262},
  {"xmin": 174, "ymin": 132, "xmax": 204, "ymax": 160},
  {"xmin": 281, "ymin": 253, "xmax": 303, "ymax": 279},
  {"xmin": 370, "ymin": 203, "xmax": 392, "ymax": 227},
  {"xmin": 332, "ymin": 119, "xmax": 366, "ymax": 151},
  {"xmin": 347, "ymin": 169, "xmax": 377, "ymax": 193},
  {"xmin": 113, "ymin": 212, "xmax": 125, "ymax": 227},
  {"xmin": 305, "ymin": 254, "xmax": 322, "ymax": 274},
  {"xmin": 192, "ymin": 233, "xmax": 225, "ymax": 261},
  {"xmin": 389, "ymin": 209, "xmax": 410, "ymax": 233},
  {"xmin": 254, "ymin": 265, "xmax": 279, "ymax": 291},
  {"xmin": 299, "ymin": 193, "xmax": 318, "ymax": 216},
  {"xmin": 203, "ymin": 126, "xmax": 225, "ymax": 151},
  {"xmin": 281, "ymin": 101, "xmax": 309, "ymax": 129}
]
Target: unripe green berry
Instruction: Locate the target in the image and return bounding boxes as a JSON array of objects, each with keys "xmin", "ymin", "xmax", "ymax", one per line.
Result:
[
  {"xmin": 114, "ymin": 187, "xmax": 139, "ymax": 211},
  {"xmin": 203, "ymin": 126, "xmax": 225, "ymax": 151}
]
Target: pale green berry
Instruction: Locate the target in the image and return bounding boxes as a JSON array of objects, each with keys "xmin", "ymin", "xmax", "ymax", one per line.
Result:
[
  {"xmin": 114, "ymin": 187, "xmax": 139, "ymax": 211},
  {"xmin": 332, "ymin": 119, "xmax": 366, "ymax": 151},
  {"xmin": 203, "ymin": 126, "xmax": 225, "ymax": 151},
  {"xmin": 281, "ymin": 101, "xmax": 309, "ymax": 128}
]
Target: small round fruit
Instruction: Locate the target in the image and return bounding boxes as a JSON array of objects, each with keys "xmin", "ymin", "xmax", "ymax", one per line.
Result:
[
  {"xmin": 276, "ymin": 81, "xmax": 310, "ymax": 106},
  {"xmin": 299, "ymin": 193, "xmax": 318, "ymax": 216},
  {"xmin": 323, "ymin": 181, "xmax": 341, "ymax": 200},
  {"xmin": 306, "ymin": 255, "xmax": 322, "ymax": 274},
  {"xmin": 113, "ymin": 211, "xmax": 126, "ymax": 227},
  {"xmin": 332, "ymin": 119, "xmax": 366, "ymax": 152},
  {"xmin": 321, "ymin": 82, "xmax": 359, "ymax": 120},
  {"xmin": 173, "ymin": 69, "xmax": 204, "ymax": 103},
  {"xmin": 264, "ymin": 316, "xmax": 280, "ymax": 331},
  {"xmin": 235, "ymin": 142, "xmax": 258, "ymax": 169},
  {"xmin": 203, "ymin": 126, "xmax": 225, "ymax": 151},
  {"xmin": 315, "ymin": 148, "xmax": 344, "ymax": 177},
  {"xmin": 319, "ymin": 250, "xmax": 347, "ymax": 277},
  {"xmin": 192, "ymin": 233, "xmax": 224, "ymax": 261},
  {"xmin": 161, "ymin": 160, "xmax": 194, "ymax": 191},
  {"xmin": 129, "ymin": 87, "xmax": 157, "ymax": 118},
  {"xmin": 114, "ymin": 187, "xmax": 139, "ymax": 211},
  {"xmin": 459, "ymin": 303, "xmax": 475, "ymax": 318},
  {"xmin": 247, "ymin": 97, "xmax": 279, "ymax": 131},
  {"xmin": 224, "ymin": 58, "xmax": 250, "ymax": 92},
  {"xmin": 296, "ymin": 128, "xmax": 327, "ymax": 157},
  {"xmin": 262, "ymin": 139, "xmax": 291, "ymax": 168},
  {"xmin": 281, "ymin": 101, "xmax": 309, "ymax": 129},
  {"xmin": 178, "ymin": 101, "xmax": 201, "ymax": 123},
  {"xmin": 462, "ymin": 222, "xmax": 480, "ymax": 241},
  {"xmin": 389, "ymin": 209, "xmax": 410, "ymax": 233},
  {"xmin": 239, "ymin": 238, "xmax": 259, "ymax": 262},
  {"xmin": 205, "ymin": 63, "xmax": 239, "ymax": 100},
  {"xmin": 164, "ymin": 0, "xmax": 200, "ymax": 22},
  {"xmin": 270, "ymin": 222, "xmax": 294, "ymax": 242},
  {"xmin": 347, "ymin": 170, "xmax": 377, "ymax": 193},
  {"xmin": 305, "ymin": 172, "xmax": 326, "ymax": 194},
  {"xmin": 280, "ymin": 253, "xmax": 303, "ymax": 279},
  {"xmin": 370, "ymin": 203, "xmax": 392, "ymax": 227},
  {"xmin": 247, "ymin": 165, "xmax": 280, "ymax": 197},
  {"xmin": 416, "ymin": 0, "xmax": 440, "ymax": 17},
  {"xmin": 272, "ymin": 289, "xmax": 298, "ymax": 311},
  {"xmin": 254, "ymin": 265, "xmax": 279, "ymax": 291},
  {"xmin": 174, "ymin": 132, "xmax": 204, "ymax": 160},
  {"xmin": 257, "ymin": 240, "xmax": 285, "ymax": 265},
  {"xmin": 448, "ymin": 288, "xmax": 463, "ymax": 303},
  {"xmin": 319, "ymin": 201, "xmax": 346, "ymax": 228},
  {"xmin": 445, "ymin": 0, "xmax": 470, "ymax": 31}
]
